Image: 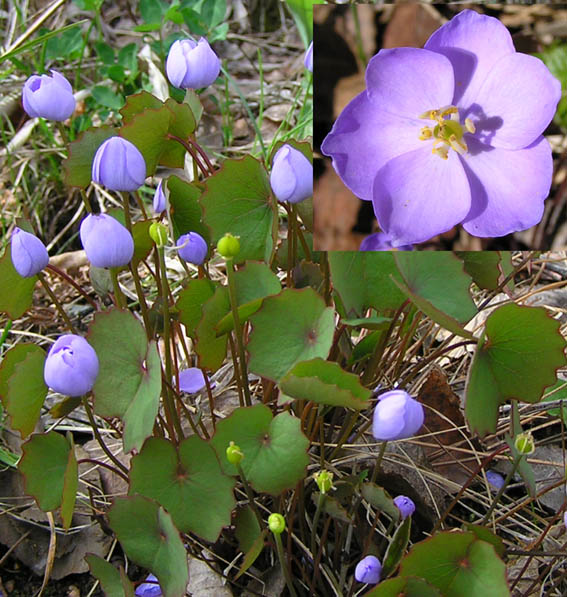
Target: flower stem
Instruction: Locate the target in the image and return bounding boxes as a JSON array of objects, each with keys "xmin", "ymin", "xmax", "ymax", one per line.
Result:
[
  {"xmin": 480, "ymin": 454, "xmax": 523, "ymax": 525},
  {"xmin": 236, "ymin": 462, "xmax": 264, "ymax": 529},
  {"xmin": 274, "ymin": 530, "xmax": 297, "ymax": 597},
  {"xmin": 37, "ymin": 272, "xmax": 76, "ymax": 333},
  {"xmin": 310, "ymin": 491, "xmax": 326, "ymax": 560},
  {"xmin": 110, "ymin": 268, "xmax": 126, "ymax": 309},
  {"xmin": 225, "ymin": 258, "xmax": 251, "ymax": 406},
  {"xmin": 370, "ymin": 441, "xmax": 388, "ymax": 485}
]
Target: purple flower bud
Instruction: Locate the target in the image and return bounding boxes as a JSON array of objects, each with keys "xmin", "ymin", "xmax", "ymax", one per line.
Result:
[
  {"xmin": 166, "ymin": 38, "xmax": 221, "ymax": 89},
  {"xmin": 92, "ymin": 137, "xmax": 146, "ymax": 192},
  {"xmin": 44, "ymin": 334, "xmax": 99, "ymax": 396},
  {"xmin": 305, "ymin": 41, "xmax": 313, "ymax": 73},
  {"xmin": 270, "ymin": 144, "xmax": 313, "ymax": 204},
  {"xmin": 360, "ymin": 232, "xmax": 413, "ymax": 251},
  {"xmin": 372, "ymin": 389, "xmax": 424, "ymax": 441},
  {"xmin": 486, "ymin": 470, "xmax": 505, "ymax": 491},
  {"xmin": 10, "ymin": 228, "xmax": 49, "ymax": 277},
  {"xmin": 153, "ymin": 181, "xmax": 166, "ymax": 213},
  {"xmin": 80, "ymin": 214, "xmax": 134, "ymax": 268},
  {"xmin": 22, "ymin": 70, "xmax": 75, "ymax": 121},
  {"xmin": 135, "ymin": 574, "xmax": 162, "ymax": 597},
  {"xmin": 393, "ymin": 495, "xmax": 416, "ymax": 519},
  {"xmin": 355, "ymin": 555, "xmax": 382, "ymax": 584},
  {"xmin": 563, "ymin": 511, "xmax": 567, "ymax": 531},
  {"xmin": 174, "ymin": 367, "xmax": 212, "ymax": 393},
  {"xmin": 176, "ymin": 232, "xmax": 208, "ymax": 265}
]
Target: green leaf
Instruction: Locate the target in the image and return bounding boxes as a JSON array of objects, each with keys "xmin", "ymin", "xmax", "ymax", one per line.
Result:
[
  {"xmin": 86, "ymin": 554, "xmax": 135, "ymax": 597},
  {"xmin": 399, "ymin": 531, "xmax": 509, "ymax": 597},
  {"xmin": 393, "ymin": 252, "xmax": 476, "ymax": 339},
  {"xmin": 132, "ymin": 220, "xmax": 154, "ymax": 265},
  {"xmin": 210, "ymin": 404, "xmax": 309, "ymax": 494},
  {"xmin": 117, "ymin": 43, "xmax": 138, "ymax": 73},
  {"xmin": 140, "ymin": 0, "xmax": 164, "ymax": 24},
  {"xmin": 120, "ymin": 91, "xmax": 163, "ymax": 123},
  {"xmin": 0, "ymin": 344, "xmax": 47, "ymax": 438},
  {"xmin": 248, "ymin": 288, "xmax": 335, "ymax": 381},
  {"xmin": 129, "ymin": 436, "xmax": 236, "ymax": 542},
  {"xmin": 19, "ymin": 432, "xmax": 77, "ymax": 522},
  {"xmin": 200, "ymin": 0, "xmax": 226, "ymax": 28},
  {"xmin": 455, "ymin": 251, "xmax": 502, "ymax": 291},
  {"xmin": 382, "ymin": 516, "xmax": 411, "ymax": 578},
  {"xmin": 465, "ymin": 304, "xmax": 567, "ymax": 437},
  {"xmin": 95, "ymin": 41, "xmax": 115, "ymax": 64},
  {"xmin": 279, "ymin": 358, "xmax": 371, "ymax": 409},
  {"xmin": 160, "ymin": 99, "xmax": 197, "ymax": 167},
  {"xmin": 284, "ymin": 0, "xmax": 314, "ymax": 47},
  {"xmin": 341, "ymin": 316, "xmax": 391, "ymax": 330},
  {"xmin": 166, "ymin": 175, "xmax": 209, "ymax": 242},
  {"xmin": 88, "ymin": 309, "xmax": 162, "ymax": 452},
  {"xmin": 328, "ymin": 252, "xmax": 406, "ymax": 318},
  {"xmin": 92, "ymin": 85, "xmax": 124, "ymax": 110},
  {"xmin": 235, "ymin": 529, "xmax": 267, "ymax": 580},
  {"xmin": 360, "ymin": 483, "xmax": 400, "ymax": 521},
  {"xmin": 200, "ymin": 156, "xmax": 276, "ymax": 263},
  {"xmin": 463, "ymin": 524, "xmax": 506, "ymax": 558},
  {"xmin": 63, "ymin": 125, "xmax": 115, "ymax": 188},
  {"xmin": 108, "ymin": 496, "xmax": 188, "ymax": 597},
  {"xmin": 176, "ymin": 278, "xmax": 216, "ymax": 337},
  {"xmin": 60, "ymin": 434, "xmax": 78, "ymax": 530},
  {"xmin": 234, "ymin": 505, "xmax": 262, "ymax": 553},
  {"xmin": 0, "ymin": 247, "xmax": 37, "ymax": 318},
  {"xmin": 364, "ymin": 577, "xmax": 441, "ymax": 597}
]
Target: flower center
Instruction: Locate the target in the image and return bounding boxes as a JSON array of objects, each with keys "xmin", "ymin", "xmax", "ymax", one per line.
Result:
[{"xmin": 418, "ymin": 105, "xmax": 475, "ymax": 160}]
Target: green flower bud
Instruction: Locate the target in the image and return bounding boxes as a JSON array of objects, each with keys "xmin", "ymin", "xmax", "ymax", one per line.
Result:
[
  {"xmin": 149, "ymin": 222, "xmax": 168, "ymax": 248},
  {"xmin": 514, "ymin": 431, "xmax": 535, "ymax": 455},
  {"xmin": 217, "ymin": 233, "xmax": 240, "ymax": 258},
  {"xmin": 226, "ymin": 441, "xmax": 243, "ymax": 465},
  {"xmin": 268, "ymin": 513, "xmax": 286, "ymax": 535},
  {"xmin": 314, "ymin": 470, "xmax": 333, "ymax": 494}
]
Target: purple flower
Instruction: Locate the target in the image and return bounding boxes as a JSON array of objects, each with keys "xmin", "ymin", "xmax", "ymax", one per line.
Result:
[
  {"xmin": 135, "ymin": 574, "xmax": 162, "ymax": 597},
  {"xmin": 270, "ymin": 145, "xmax": 313, "ymax": 204},
  {"xmin": 486, "ymin": 470, "xmax": 505, "ymax": 491},
  {"xmin": 359, "ymin": 232, "xmax": 413, "ymax": 251},
  {"xmin": 153, "ymin": 181, "xmax": 166, "ymax": 213},
  {"xmin": 372, "ymin": 389, "xmax": 424, "ymax": 441},
  {"xmin": 92, "ymin": 137, "xmax": 146, "ymax": 192},
  {"xmin": 22, "ymin": 70, "xmax": 75, "ymax": 121},
  {"xmin": 10, "ymin": 228, "xmax": 49, "ymax": 277},
  {"xmin": 174, "ymin": 368, "xmax": 213, "ymax": 393},
  {"xmin": 563, "ymin": 511, "xmax": 567, "ymax": 531},
  {"xmin": 176, "ymin": 232, "xmax": 208, "ymax": 265},
  {"xmin": 44, "ymin": 335, "xmax": 99, "ymax": 396},
  {"xmin": 321, "ymin": 10, "xmax": 561, "ymax": 247},
  {"xmin": 393, "ymin": 495, "xmax": 416, "ymax": 519},
  {"xmin": 80, "ymin": 214, "xmax": 134, "ymax": 268},
  {"xmin": 355, "ymin": 555, "xmax": 382, "ymax": 584},
  {"xmin": 166, "ymin": 38, "xmax": 220, "ymax": 89},
  {"xmin": 305, "ymin": 41, "xmax": 313, "ymax": 73}
]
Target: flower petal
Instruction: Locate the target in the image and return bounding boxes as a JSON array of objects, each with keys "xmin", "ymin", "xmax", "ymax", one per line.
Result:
[
  {"xmin": 365, "ymin": 47, "xmax": 454, "ymax": 119},
  {"xmin": 461, "ymin": 136, "xmax": 552, "ymax": 237},
  {"xmin": 373, "ymin": 146, "xmax": 471, "ymax": 246},
  {"xmin": 425, "ymin": 10, "xmax": 515, "ymax": 108},
  {"xmin": 467, "ymin": 53, "xmax": 561, "ymax": 150},
  {"xmin": 321, "ymin": 92, "xmax": 424, "ymax": 200}
]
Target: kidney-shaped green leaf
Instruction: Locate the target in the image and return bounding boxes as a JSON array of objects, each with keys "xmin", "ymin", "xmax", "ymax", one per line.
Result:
[
  {"xmin": 210, "ymin": 404, "xmax": 309, "ymax": 495},
  {"xmin": 364, "ymin": 576, "xmax": 441, "ymax": 597},
  {"xmin": 63, "ymin": 125, "xmax": 115, "ymax": 188},
  {"xmin": 88, "ymin": 308, "xmax": 162, "ymax": 452},
  {"xmin": 108, "ymin": 496, "xmax": 188, "ymax": 597},
  {"xmin": 248, "ymin": 288, "xmax": 335, "ymax": 382},
  {"xmin": 86, "ymin": 554, "xmax": 135, "ymax": 597},
  {"xmin": 466, "ymin": 303, "xmax": 567, "ymax": 436},
  {"xmin": 279, "ymin": 358, "xmax": 371, "ymax": 409},
  {"xmin": 129, "ymin": 435, "xmax": 235, "ymax": 542},
  {"xmin": 0, "ymin": 247, "xmax": 38, "ymax": 319}
]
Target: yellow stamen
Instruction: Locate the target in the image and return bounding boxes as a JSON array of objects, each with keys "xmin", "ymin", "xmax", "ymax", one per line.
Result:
[
  {"xmin": 419, "ymin": 127, "xmax": 433, "ymax": 140},
  {"xmin": 432, "ymin": 145, "xmax": 449, "ymax": 160},
  {"xmin": 449, "ymin": 135, "xmax": 467, "ymax": 155},
  {"xmin": 465, "ymin": 118, "xmax": 476, "ymax": 134},
  {"xmin": 419, "ymin": 109, "xmax": 439, "ymax": 121}
]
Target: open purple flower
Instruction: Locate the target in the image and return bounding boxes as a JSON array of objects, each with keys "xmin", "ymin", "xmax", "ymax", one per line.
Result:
[
  {"xmin": 11, "ymin": 228, "xmax": 49, "ymax": 277},
  {"xmin": 44, "ymin": 335, "xmax": 99, "ymax": 396},
  {"xmin": 321, "ymin": 10, "xmax": 561, "ymax": 247},
  {"xmin": 92, "ymin": 137, "xmax": 146, "ymax": 192},
  {"xmin": 372, "ymin": 389, "xmax": 424, "ymax": 441},
  {"xmin": 166, "ymin": 38, "xmax": 220, "ymax": 89},
  {"xmin": 393, "ymin": 495, "xmax": 416, "ymax": 519},
  {"xmin": 22, "ymin": 70, "xmax": 75, "ymax": 121},
  {"xmin": 80, "ymin": 213, "xmax": 134, "ymax": 268},
  {"xmin": 355, "ymin": 555, "xmax": 382, "ymax": 584}
]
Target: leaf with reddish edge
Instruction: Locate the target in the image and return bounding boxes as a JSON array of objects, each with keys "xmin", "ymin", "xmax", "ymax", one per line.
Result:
[
  {"xmin": 86, "ymin": 554, "xmax": 135, "ymax": 597},
  {"xmin": 120, "ymin": 90, "xmax": 163, "ymax": 124},
  {"xmin": 166, "ymin": 175, "xmax": 209, "ymax": 242},
  {"xmin": 87, "ymin": 308, "xmax": 162, "ymax": 453},
  {"xmin": 19, "ymin": 431, "xmax": 77, "ymax": 529},
  {"xmin": 466, "ymin": 303, "xmax": 567, "ymax": 437},
  {"xmin": 0, "ymin": 343, "xmax": 47, "ymax": 438},
  {"xmin": 0, "ymin": 247, "xmax": 37, "ymax": 319},
  {"xmin": 108, "ymin": 496, "xmax": 188, "ymax": 597},
  {"xmin": 63, "ymin": 125, "xmax": 115, "ymax": 188},
  {"xmin": 363, "ymin": 577, "xmax": 441, "ymax": 597}
]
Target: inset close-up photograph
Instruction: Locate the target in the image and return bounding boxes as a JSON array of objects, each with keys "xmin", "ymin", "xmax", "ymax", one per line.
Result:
[{"xmin": 314, "ymin": 3, "xmax": 567, "ymax": 250}]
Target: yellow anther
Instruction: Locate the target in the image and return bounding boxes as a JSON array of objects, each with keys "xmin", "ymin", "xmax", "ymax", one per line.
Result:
[
  {"xmin": 419, "ymin": 109, "xmax": 439, "ymax": 121},
  {"xmin": 440, "ymin": 106, "xmax": 458, "ymax": 118},
  {"xmin": 432, "ymin": 145, "xmax": 449, "ymax": 160},
  {"xmin": 448, "ymin": 135, "xmax": 467, "ymax": 155},
  {"xmin": 419, "ymin": 127, "xmax": 433, "ymax": 140},
  {"xmin": 465, "ymin": 118, "xmax": 476, "ymax": 134}
]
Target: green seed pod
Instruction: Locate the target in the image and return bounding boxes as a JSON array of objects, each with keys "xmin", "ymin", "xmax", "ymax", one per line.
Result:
[
  {"xmin": 217, "ymin": 233, "xmax": 240, "ymax": 258},
  {"xmin": 149, "ymin": 222, "xmax": 168, "ymax": 248},
  {"xmin": 268, "ymin": 513, "xmax": 286, "ymax": 535}
]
